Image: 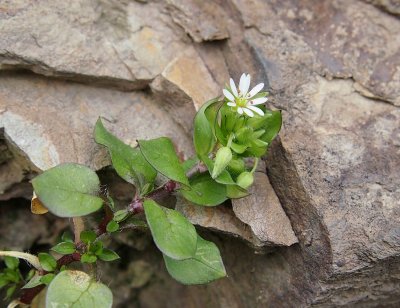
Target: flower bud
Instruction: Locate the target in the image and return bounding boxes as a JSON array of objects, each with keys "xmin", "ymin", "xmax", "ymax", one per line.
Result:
[
  {"xmin": 236, "ymin": 171, "xmax": 254, "ymax": 189},
  {"xmin": 212, "ymin": 147, "xmax": 232, "ymax": 179},
  {"xmin": 228, "ymin": 158, "xmax": 245, "ymax": 175}
]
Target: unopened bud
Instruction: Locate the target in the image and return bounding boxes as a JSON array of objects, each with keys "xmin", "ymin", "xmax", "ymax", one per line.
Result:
[
  {"xmin": 236, "ymin": 171, "xmax": 254, "ymax": 189},
  {"xmin": 228, "ymin": 159, "xmax": 245, "ymax": 175},
  {"xmin": 212, "ymin": 147, "xmax": 232, "ymax": 179}
]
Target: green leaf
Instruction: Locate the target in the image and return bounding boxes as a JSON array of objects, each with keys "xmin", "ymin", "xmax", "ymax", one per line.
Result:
[
  {"xmin": 182, "ymin": 157, "xmax": 198, "ymax": 173},
  {"xmin": 138, "ymin": 137, "xmax": 189, "ymax": 186},
  {"xmin": 32, "ymin": 163, "xmax": 103, "ymax": 217},
  {"xmin": 260, "ymin": 110, "xmax": 282, "ymax": 143},
  {"xmin": 40, "ymin": 273, "xmax": 55, "ymax": 285},
  {"xmin": 4, "ymin": 268, "xmax": 19, "ymax": 283},
  {"xmin": 89, "ymin": 241, "xmax": 103, "ymax": 255},
  {"xmin": 81, "ymin": 253, "xmax": 97, "ymax": 264},
  {"xmin": 94, "ymin": 118, "xmax": 157, "ymax": 192},
  {"xmin": 51, "ymin": 242, "xmax": 76, "ymax": 255},
  {"xmin": 80, "ymin": 230, "xmax": 97, "ymax": 244},
  {"xmin": 4, "ymin": 256, "xmax": 19, "ymax": 270},
  {"xmin": 61, "ymin": 231, "xmax": 74, "ymax": 243},
  {"xmin": 163, "ymin": 235, "xmax": 226, "ymax": 285},
  {"xmin": 38, "ymin": 253, "xmax": 57, "ymax": 272},
  {"xmin": 46, "ymin": 270, "xmax": 113, "ymax": 308},
  {"xmin": 106, "ymin": 220, "xmax": 119, "ymax": 233},
  {"xmin": 97, "ymin": 249, "xmax": 120, "ymax": 262},
  {"xmin": 5, "ymin": 284, "xmax": 16, "ymax": 300},
  {"xmin": 143, "ymin": 199, "xmax": 197, "ymax": 260},
  {"xmin": 226, "ymin": 185, "xmax": 249, "ymax": 199},
  {"xmin": 113, "ymin": 209, "xmax": 129, "ymax": 223},
  {"xmin": 180, "ymin": 173, "xmax": 227, "ymax": 206},
  {"xmin": 193, "ymin": 99, "xmax": 218, "ymax": 157},
  {"xmin": 22, "ymin": 275, "xmax": 43, "ymax": 289},
  {"xmin": 0, "ymin": 274, "xmax": 9, "ymax": 288}
]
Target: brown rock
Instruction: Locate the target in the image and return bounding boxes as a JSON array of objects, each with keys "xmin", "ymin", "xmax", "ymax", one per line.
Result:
[
  {"xmin": 0, "ymin": 73, "xmax": 193, "ymax": 173},
  {"xmin": 0, "ymin": 0, "xmax": 188, "ymax": 89},
  {"xmin": 175, "ymin": 196, "xmax": 263, "ymax": 247},
  {"xmin": 150, "ymin": 47, "xmax": 221, "ymax": 132},
  {"xmin": 363, "ymin": 0, "xmax": 400, "ymax": 15},
  {"xmin": 166, "ymin": 0, "xmax": 230, "ymax": 42},
  {"xmin": 232, "ymin": 172, "xmax": 298, "ymax": 247}
]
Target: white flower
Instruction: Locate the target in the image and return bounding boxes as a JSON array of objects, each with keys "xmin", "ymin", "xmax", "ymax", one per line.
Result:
[{"xmin": 223, "ymin": 73, "xmax": 268, "ymax": 117}]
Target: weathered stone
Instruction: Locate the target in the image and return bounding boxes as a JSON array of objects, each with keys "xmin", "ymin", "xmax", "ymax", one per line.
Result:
[
  {"xmin": 166, "ymin": 0, "xmax": 230, "ymax": 42},
  {"xmin": 363, "ymin": 0, "xmax": 400, "ymax": 15},
  {"xmin": 0, "ymin": 0, "xmax": 188, "ymax": 89},
  {"xmin": 235, "ymin": 0, "xmax": 400, "ymax": 106},
  {"xmin": 150, "ymin": 47, "xmax": 220, "ymax": 132},
  {"xmin": 1, "ymin": 0, "xmax": 400, "ymax": 307},
  {"xmin": 232, "ymin": 172, "xmax": 298, "ymax": 247},
  {"xmin": 176, "ymin": 196, "xmax": 264, "ymax": 247},
  {"xmin": 0, "ymin": 72, "xmax": 193, "ymax": 174}
]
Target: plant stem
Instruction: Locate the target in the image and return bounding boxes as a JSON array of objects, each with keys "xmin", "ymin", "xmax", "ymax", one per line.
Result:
[
  {"xmin": 0, "ymin": 251, "xmax": 41, "ymax": 271},
  {"xmin": 72, "ymin": 217, "xmax": 85, "ymax": 244}
]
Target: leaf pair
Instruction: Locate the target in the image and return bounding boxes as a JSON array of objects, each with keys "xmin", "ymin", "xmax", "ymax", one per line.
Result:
[{"xmin": 144, "ymin": 199, "xmax": 226, "ymax": 284}]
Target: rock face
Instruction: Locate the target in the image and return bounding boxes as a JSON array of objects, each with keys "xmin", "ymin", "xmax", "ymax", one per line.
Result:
[{"xmin": 1, "ymin": 0, "xmax": 400, "ymax": 307}]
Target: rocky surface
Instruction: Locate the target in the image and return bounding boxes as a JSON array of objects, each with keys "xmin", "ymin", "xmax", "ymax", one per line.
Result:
[{"xmin": 1, "ymin": 0, "xmax": 399, "ymax": 307}]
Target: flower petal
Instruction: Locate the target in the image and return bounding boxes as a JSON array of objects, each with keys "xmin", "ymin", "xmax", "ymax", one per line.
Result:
[
  {"xmin": 230, "ymin": 78, "xmax": 238, "ymax": 97},
  {"xmin": 247, "ymin": 105, "xmax": 265, "ymax": 116},
  {"xmin": 247, "ymin": 83, "xmax": 264, "ymax": 98},
  {"xmin": 243, "ymin": 108, "xmax": 254, "ymax": 117},
  {"xmin": 250, "ymin": 97, "xmax": 268, "ymax": 105},
  {"xmin": 227, "ymin": 102, "xmax": 236, "ymax": 107},
  {"xmin": 223, "ymin": 89, "xmax": 235, "ymax": 101},
  {"xmin": 237, "ymin": 107, "xmax": 244, "ymax": 115},
  {"xmin": 239, "ymin": 73, "xmax": 250, "ymax": 96}
]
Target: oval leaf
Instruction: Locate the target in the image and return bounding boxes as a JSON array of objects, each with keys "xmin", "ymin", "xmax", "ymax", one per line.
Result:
[
  {"xmin": 94, "ymin": 118, "xmax": 157, "ymax": 192},
  {"xmin": 32, "ymin": 163, "xmax": 103, "ymax": 217},
  {"xmin": 143, "ymin": 199, "xmax": 197, "ymax": 260},
  {"xmin": 46, "ymin": 270, "xmax": 112, "ymax": 308},
  {"xmin": 180, "ymin": 173, "xmax": 227, "ymax": 206},
  {"xmin": 193, "ymin": 98, "xmax": 218, "ymax": 157},
  {"xmin": 138, "ymin": 137, "xmax": 189, "ymax": 186},
  {"xmin": 163, "ymin": 235, "xmax": 226, "ymax": 285}
]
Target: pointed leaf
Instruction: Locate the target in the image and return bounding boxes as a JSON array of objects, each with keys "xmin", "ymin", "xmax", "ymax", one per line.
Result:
[
  {"xmin": 32, "ymin": 163, "xmax": 103, "ymax": 217},
  {"xmin": 163, "ymin": 235, "xmax": 226, "ymax": 285},
  {"xmin": 94, "ymin": 118, "xmax": 157, "ymax": 192},
  {"xmin": 51, "ymin": 242, "xmax": 76, "ymax": 255},
  {"xmin": 261, "ymin": 110, "xmax": 282, "ymax": 143},
  {"xmin": 193, "ymin": 98, "xmax": 218, "ymax": 157},
  {"xmin": 143, "ymin": 199, "xmax": 197, "ymax": 260},
  {"xmin": 38, "ymin": 253, "xmax": 57, "ymax": 272},
  {"xmin": 138, "ymin": 137, "xmax": 189, "ymax": 186},
  {"xmin": 46, "ymin": 270, "xmax": 112, "ymax": 308},
  {"xmin": 97, "ymin": 249, "xmax": 120, "ymax": 262}
]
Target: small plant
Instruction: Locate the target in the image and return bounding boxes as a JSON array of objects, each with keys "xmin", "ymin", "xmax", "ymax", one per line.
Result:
[{"xmin": 0, "ymin": 74, "xmax": 281, "ymax": 307}]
